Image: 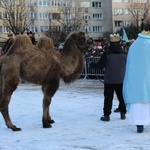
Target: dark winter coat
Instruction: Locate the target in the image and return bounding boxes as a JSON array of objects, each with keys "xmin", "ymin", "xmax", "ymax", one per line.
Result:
[
  {"xmin": 2, "ymin": 38, "xmax": 14, "ymax": 54},
  {"xmin": 30, "ymin": 37, "xmax": 36, "ymax": 45},
  {"xmin": 90, "ymin": 42, "xmax": 127, "ymax": 84}
]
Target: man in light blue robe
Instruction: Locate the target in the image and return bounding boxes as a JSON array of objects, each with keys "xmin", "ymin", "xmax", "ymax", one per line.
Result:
[{"xmin": 123, "ymin": 32, "xmax": 150, "ymax": 133}]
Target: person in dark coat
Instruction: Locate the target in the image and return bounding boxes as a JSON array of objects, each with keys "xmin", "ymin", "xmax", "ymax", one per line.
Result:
[
  {"xmin": 90, "ymin": 34, "xmax": 127, "ymax": 121},
  {"xmin": 27, "ymin": 31, "xmax": 36, "ymax": 45},
  {"xmin": 1, "ymin": 33, "xmax": 14, "ymax": 54}
]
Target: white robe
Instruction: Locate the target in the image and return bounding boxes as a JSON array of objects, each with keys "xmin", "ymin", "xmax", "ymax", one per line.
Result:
[{"xmin": 128, "ymin": 103, "xmax": 150, "ymax": 125}]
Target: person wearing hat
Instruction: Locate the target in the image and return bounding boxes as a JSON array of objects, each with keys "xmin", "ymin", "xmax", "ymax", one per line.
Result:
[
  {"xmin": 90, "ymin": 33, "xmax": 127, "ymax": 121},
  {"xmin": 123, "ymin": 31, "xmax": 150, "ymax": 133},
  {"xmin": 1, "ymin": 33, "xmax": 14, "ymax": 55},
  {"xmin": 27, "ymin": 31, "xmax": 36, "ymax": 45}
]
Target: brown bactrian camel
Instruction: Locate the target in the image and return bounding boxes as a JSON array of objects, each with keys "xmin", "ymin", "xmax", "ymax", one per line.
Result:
[{"xmin": 0, "ymin": 31, "xmax": 86, "ymax": 131}]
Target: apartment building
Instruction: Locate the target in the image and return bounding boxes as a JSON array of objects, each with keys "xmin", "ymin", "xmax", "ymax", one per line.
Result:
[
  {"xmin": 35, "ymin": 0, "xmax": 105, "ymax": 40},
  {"xmin": 112, "ymin": 0, "xmax": 150, "ymax": 32},
  {"xmin": 0, "ymin": 0, "xmax": 149, "ymax": 41}
]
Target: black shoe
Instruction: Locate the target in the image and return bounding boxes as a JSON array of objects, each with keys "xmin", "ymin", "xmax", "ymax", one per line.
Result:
[
  {"xmin": 120, "ymin": 112, "xmax": 126, "ymax": 120},
  {"xmin": 100, "ymin": 116, "xmax": 110, "ymax": 121},
  {"xmin": 114, "ymin": 108, "xmax": 120, "ymax": 113},
  {"xmin": 136, "ymin": 125, "xmax": 144, "ymax": 133}
]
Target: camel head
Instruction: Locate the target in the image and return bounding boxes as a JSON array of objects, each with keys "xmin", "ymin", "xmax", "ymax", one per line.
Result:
[{"xmin": 63, "ymin": 31, "xmax": 86, "ymax": 54}]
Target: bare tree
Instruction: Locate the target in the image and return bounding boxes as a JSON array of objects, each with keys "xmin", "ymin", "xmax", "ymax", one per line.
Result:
[
  {"xmin": 0, "ymin": 0, "xmax": 27, "ymax": 35},
  {"xmin": 45, "ymin": 1, "xmax": 82, "ymax": 45},
  {"xmin": 128, "ymin": 0, "xmax": 150, "ymax": 30},
  {"xmin": 58, "ymin": 6, "xmax": 82, "ymax": 35}
]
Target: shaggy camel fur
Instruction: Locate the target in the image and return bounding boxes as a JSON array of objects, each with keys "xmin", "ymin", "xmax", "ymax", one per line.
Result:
[{"xmin": 0, "ymin": 31, "xmax": 86, "ymax": 131}]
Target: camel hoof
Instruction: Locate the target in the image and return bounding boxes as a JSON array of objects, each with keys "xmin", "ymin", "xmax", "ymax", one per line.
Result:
[
  {"xmin": 43, "ymin": 123, "xmax": 52, "ymax": 128},
  {"xmin": 12, "ymin": 127, "xmax": 21, "ymax": 131}
]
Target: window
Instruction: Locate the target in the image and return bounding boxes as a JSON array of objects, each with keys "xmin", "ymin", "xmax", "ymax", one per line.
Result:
[
  {"xmin": 81, "ymin": 2, "xmax": 90, "ymax": 7},
  {"xmin": 3, "ymin": 12, "xmax": 8, "ymax": 19},
  {"xmin": 83, "ymin": 26, "xmax": 91, "ymax": 32},
  {"xmin": 93, "ymin": 14, "xmax": 103, "ymax": 20},
  {"xmin": 83, "ymin": 14, "xmax": 90, "ymax": 20},
  {"xmin": 134, "ymin": 8, "xmax": 143, "ymax": 15},
  {"xmin": 4, "ymin": 26, "xmax": 9, "ymax": 33},
  {"xmin": 62, "ymin": 0, "xmax": 72, "ymax": 7},
  {"xmin": 92, "ymin": 2, "xmax": 102, "ymax": 8},
  {"xmin": 39, "ymin": 13, "xmax": 50, "ymax": 19},
  {"xmin": 52, "ymin": 26, "xmax": 61, "ymax": 32},
  {"xmin": 29, "ymin": 26, "xmax": 36, "ymax": 32},
  {"xmin": 114, "ymin": 21, "xmax": 122, "ymax": 27},
  {"xmin": 40, "ymin": 26, "xmax": 49, "ymax": 32},
  {"xmin": 52, "ymin": 13, "xmax": 61, "ymax": 19},
  {"xmin": 64, "ymin": 14, "xmax": 75, "ymax": 20},
  {"xmin": 30, "ymin": 13, "xmax": 35, "ymax": 19},
  {"xmin": 0, "ymin": 12, "xmax": 2, "ymax": 19},
  {"xmin": 51, "ymin": 0, "xmax": 60, "ymax": 6},
  {"xmin": 124, "ymin": 8, "xmax": 129, "ymax": 15},
  {"xmin": 39, "ymin": 0, "xmax": 50, "ymax": 6},
  {"xmin": 93, "ymin": 26, "xmax": 103, "ymax": 32},
  {"xmin": 114, "ymin": 8, "xmax": 123, "ymax": 15},
  {"xmin": 0, "ymin": 26, "xmax": 2, "ymax": 33},
  {"xmin": 124, "ymin": 20, "xmax": 131, "ymax": 27}
]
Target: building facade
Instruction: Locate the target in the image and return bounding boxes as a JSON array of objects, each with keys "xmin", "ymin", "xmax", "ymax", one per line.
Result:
[{"xmin": 0, "ymin": 0, "xmax": 149, "ymax": 41}]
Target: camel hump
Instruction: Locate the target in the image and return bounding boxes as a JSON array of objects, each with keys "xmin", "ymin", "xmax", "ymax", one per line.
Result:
[
  {"xmin": 36, "ymin": 36, "xmax": 54, "ymax": 52},
  {"xmin": 6, "ymin": 35, "xmax": 33, "ymax": 55}
]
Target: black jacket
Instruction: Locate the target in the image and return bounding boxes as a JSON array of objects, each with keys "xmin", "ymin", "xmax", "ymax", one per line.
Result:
[
  {"xmin": 90, "ymin": 42, "xmax": 127, "ymax": 84},
  {"xmin": 2, "ymin": 38, "xmax": 14, "ymax": 54}
]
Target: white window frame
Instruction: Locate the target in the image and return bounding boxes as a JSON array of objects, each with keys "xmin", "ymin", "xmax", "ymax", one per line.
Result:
[{"xmin": 93, "ymin": 26, "xmax": 103, "ymax": 32}]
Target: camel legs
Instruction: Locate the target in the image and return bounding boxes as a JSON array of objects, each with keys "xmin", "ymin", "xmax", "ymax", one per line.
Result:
[
  {"xmin": 42, "ymin": 79, "xmax": 59, "ymax": 128},
  {"xmin": 0, "ymin": 75, "xmax": 20, "ymax": 131}
]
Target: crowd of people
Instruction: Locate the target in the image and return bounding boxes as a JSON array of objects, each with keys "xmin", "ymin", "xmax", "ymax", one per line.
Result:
[{"xmin": 83, "ymin": 37, "xmax": 134, "ymax": 58}]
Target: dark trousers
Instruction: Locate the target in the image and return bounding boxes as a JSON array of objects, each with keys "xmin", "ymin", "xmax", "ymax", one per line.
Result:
[{"xmin": 103, "ymin": 84, "xmax": 126, "ymax": 116}]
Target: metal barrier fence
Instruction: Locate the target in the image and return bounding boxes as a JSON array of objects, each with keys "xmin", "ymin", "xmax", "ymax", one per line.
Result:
[{"xmin": 81, "ymin": 56, "xmax": 105, "ymax": 82}]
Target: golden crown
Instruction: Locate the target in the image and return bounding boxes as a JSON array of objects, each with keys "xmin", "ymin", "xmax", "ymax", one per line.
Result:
[
  {"xmin": 110, "ymin": 33, "xmax": 120, "ymax": 42},
  {"xmin": 141, "ymin": 30, "xmax": 150, "ymax": 36}
]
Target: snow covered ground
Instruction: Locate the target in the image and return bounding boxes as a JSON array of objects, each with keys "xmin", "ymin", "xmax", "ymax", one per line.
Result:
[{"xmin": 0, "ymin": 79, "xmax": 150, "ymax": 150}]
